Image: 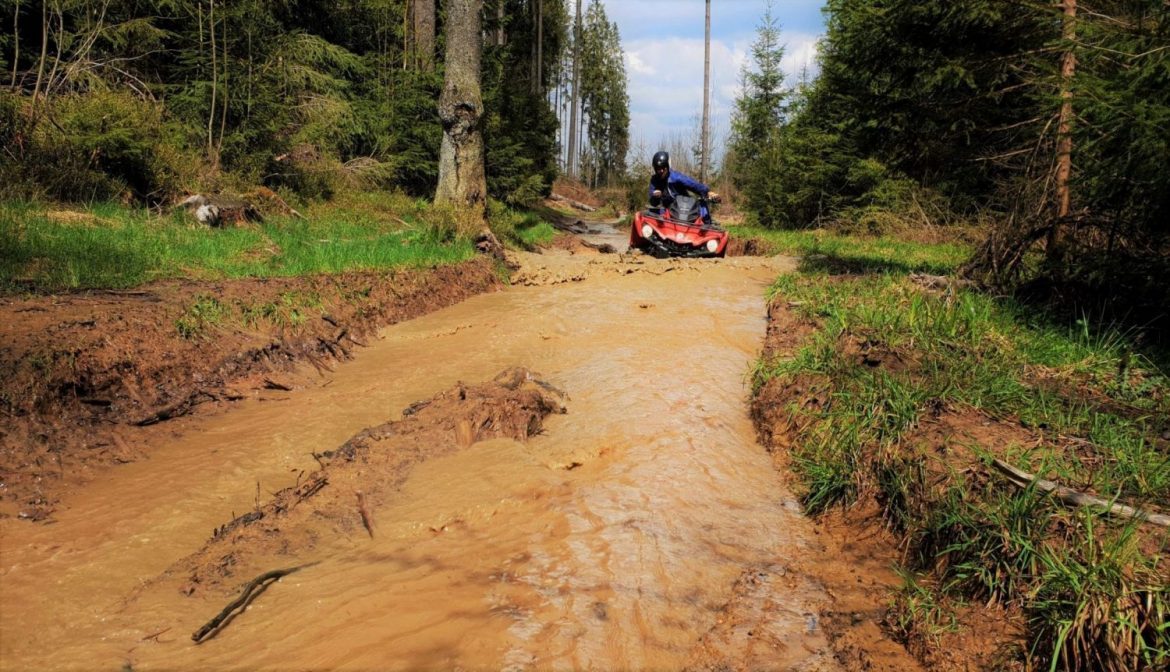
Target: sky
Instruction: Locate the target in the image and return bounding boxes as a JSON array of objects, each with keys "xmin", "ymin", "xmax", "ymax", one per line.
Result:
[{"xmin": 596, "ymin": 0, "xmax": 827, "ymax": 168}]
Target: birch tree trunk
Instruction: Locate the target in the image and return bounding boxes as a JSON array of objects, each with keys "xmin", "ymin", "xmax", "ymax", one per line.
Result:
[{"xmin": 435, "ymin": 0, "xmax": 487, "ymax": 232}]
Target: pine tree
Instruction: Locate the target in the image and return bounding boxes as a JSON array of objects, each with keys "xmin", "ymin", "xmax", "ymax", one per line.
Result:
[{"xmin": 578, "ymin": 0, "xmax": 627, "ymax": 187}]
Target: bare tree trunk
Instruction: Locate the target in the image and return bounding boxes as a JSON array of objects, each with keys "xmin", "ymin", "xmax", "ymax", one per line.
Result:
[
  {"xmin": 701, "ymin": 0, "xmax": 711, "ymax": 182},
  {"xmin": 566, "ymin": 0, "xmax": 581, "ymax": 179},
  {"xmin": 43, "ymin": 4, "xmax": 64, "ymax": 96},
  {"xmin": 207, "ymin": 0, "xmax": 218, "ymax": 168},
  {"xmin": 435, "ymin": 0, "xmax": 487, "ymax": 233},
  {"xmin": 496, "ymin": 0, "xmax": 505, "ymax": 46},
  {"xmin": 535, "ymin": 0, "xmax": 543, "ymax": 94},
  {"xmin": 217, "ymin": 11, "xmax": 229, "ymax": 161},
  {"xmin": 403, "ymin": 0, "xmax": 411, "ymax": 70},
  {"xmin": 10, "ymin": 0, "xmax": 19, "ymax": 91},
  {"xmin": 413, "ymin": 0, "xmax": 435, "ymax": 72},
  {"xmin": 1049, "ymin": 0, "xmax": 1077, "ymax": 264},
  {"xmin": 32, "ymin": 0, "xmax": 46, "ymax": 104}
]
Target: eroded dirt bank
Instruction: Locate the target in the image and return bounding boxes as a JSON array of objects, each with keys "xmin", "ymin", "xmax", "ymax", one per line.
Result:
[
  {"xmin": 0, "ymin": 259, "xmax": 504, "ymax": 519},
  {"xmin": 0, "ymin": 240, "xmax": 885, "ymax": 671}
]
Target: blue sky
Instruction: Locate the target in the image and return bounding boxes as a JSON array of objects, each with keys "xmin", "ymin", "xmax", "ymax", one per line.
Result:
[{"xmin": 597, "ymin": 0, "xmax": 827, "ymax": 167}]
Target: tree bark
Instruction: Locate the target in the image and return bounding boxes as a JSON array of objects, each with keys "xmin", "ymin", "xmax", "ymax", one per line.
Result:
[
  {"xmin": 435, "ymin": 0, "xmax": 487, "ymax": 232},
  {"xmin": 413, "ymin": 0, "xmax": 436, "ymax": 72},
  {"xmin": 566, "ymin": 0, "xmax": 582, "ymax": 179},
  {"xmin": 1049, "ymin": 0, "xmax": 1077, "ymax": 265},
  {"xmin": 701, "ymin": 0, "xmax": 711, "ymax": 182},
  {"xmin": 535, "ymin": 0, "xmax": 543, "ymax": 94}
]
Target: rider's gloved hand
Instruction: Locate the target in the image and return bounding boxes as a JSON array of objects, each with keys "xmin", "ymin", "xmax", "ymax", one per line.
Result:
[
  {"xmin": 708, "ymin": 191, "xmax": 721, "ymax": 203},
  {"xmin": 652, "ymin": 190, "xmax": 662, "ymax": 198}
]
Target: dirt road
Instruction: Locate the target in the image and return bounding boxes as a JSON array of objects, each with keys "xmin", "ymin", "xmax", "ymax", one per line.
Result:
[{"xmin": 2, "ymin": 230, "xmax": 865, "ymax": 670}]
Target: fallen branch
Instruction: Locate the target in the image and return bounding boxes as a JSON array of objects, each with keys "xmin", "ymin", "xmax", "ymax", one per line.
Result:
[
  {"xmin": 134, "ymin": 391, "xmax": 214, "ymax": 426},
  {"xmin": 992, "ymin": 459, "xmax": 1170, "ymax": 527},
  {"xmin": 191, "ymin": 563, "xmax": 317, "ymax": 644},
  {"xmin": 356, "ymin": 491, "xmax": 374, "ymax": 538},
  {"xmin": 549, "ymin": 193, "xmax": 597, "ymax": 212},
  {"xmin": 141, "ymin": 627, "xmax": 172, "ymax": 642}
]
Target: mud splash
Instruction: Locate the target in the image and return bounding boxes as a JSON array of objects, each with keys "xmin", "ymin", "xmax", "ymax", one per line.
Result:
[{"xmin": 0, "ymin": 245, "xmax": 856, "ymax": 671}]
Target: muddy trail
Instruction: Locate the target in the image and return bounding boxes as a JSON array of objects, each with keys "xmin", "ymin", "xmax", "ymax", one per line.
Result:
[{"xmin": 1, "ymin": 222, "xmax": 916, "ymax": 671}]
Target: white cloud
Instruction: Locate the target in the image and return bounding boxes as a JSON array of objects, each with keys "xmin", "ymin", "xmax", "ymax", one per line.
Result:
[
  {"xmin": 625, "ymin": 51, "xmax": 655, "ymax": 76},
  {"xmin": 622, "ymin": 31, "xmax": 822, "ymax": 164}
]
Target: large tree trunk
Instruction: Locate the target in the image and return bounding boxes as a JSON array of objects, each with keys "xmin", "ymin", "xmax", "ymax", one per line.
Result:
[
  {"xmin": 435, "ymin": 0, "xmax": 487, "ymax": 232},
  {"xmin": 701, "ymin": 0, "xmax": 711, "ymax": 182},
  {"xmin": 566, "ymin": 0, "xmax": 582, "ymax": 178},
  {"xmin": 413, "ymin": 0, "xmax": 436, "ymax": 72}
]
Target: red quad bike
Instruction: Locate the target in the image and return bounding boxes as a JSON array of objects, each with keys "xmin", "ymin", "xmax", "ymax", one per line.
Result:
[{"xmin": 629, "ymin": 193, "xmax": 728, "ymax": 258}]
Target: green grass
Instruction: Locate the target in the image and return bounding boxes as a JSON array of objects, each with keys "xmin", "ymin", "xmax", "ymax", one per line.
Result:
[
  {"xmin": 755, "ymin": 242, "xmax": 1169, "ymax": 670},
  {"xmin": 488, "ymin": 200, "xmax": 558, "ymax": 250},
  {"xmin": 0, "ymin": 192, "xmax": 495, "ymax": 291},
  {"xmin": 175, "ymin": 294, "xmax": 230, "ymax": 339},
  {"xmin": 735, "ymin": 225, "xmax": 972, "ymax": 275}
]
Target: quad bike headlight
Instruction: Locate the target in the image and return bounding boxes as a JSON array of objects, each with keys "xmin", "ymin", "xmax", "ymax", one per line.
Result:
[
  {"xmin": 641, "ymin": 224, "xmax": 654, "ymax": 239},
  {"xmin": 706, "ymin": 239, "xmax": 718, "ymax": 253}
]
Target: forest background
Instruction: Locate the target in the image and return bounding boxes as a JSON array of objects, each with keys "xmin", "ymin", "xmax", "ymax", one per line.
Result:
[{"xmin": 2, "ymin": 0, "xmax": 1166, "ymax": 338}]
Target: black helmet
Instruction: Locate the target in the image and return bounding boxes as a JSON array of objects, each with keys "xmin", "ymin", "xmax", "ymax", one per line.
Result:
[{"xmin": 652, "ymin": 151, "xmax": 670, "ymax": 172}]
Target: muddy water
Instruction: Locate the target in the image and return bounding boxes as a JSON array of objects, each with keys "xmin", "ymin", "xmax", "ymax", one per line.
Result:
[{"xmin": 1, "ymin": 245, "xmax": 837, "ymax": 671}]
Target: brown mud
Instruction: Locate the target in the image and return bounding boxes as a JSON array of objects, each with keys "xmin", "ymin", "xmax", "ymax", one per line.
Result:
[
  {"xmin": 0, "ymin": 259, "xmax": 503, "ymax": 519},
  {"xmin": 2, "ymin": 219, "xmax": 951, "ymax": 671}
]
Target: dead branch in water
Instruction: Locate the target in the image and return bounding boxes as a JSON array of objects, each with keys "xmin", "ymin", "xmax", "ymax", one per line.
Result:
[
  {"xmin": 992, "ymin": 459, "xmax": 1170, "ymax": 527},
  {"xmin": 191, "ymin": 562, "xmax": 318, "ymax": 644},
  {"xmin": 356, "ymin": 491, "xmax": 374, "ymax": 538}
]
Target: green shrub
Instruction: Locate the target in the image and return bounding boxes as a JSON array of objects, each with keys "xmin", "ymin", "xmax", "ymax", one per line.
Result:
[{"xmin": 3, "ymin": 91, "xmax": 198, "ymax": 204}]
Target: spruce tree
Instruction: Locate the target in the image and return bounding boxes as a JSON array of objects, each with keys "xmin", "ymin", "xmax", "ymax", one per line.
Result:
[{"xmin": 727, "ymin": 3, "xmax": 786, "ymax": 226}]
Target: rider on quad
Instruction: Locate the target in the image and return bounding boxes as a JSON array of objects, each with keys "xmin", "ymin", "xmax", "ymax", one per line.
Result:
[{"xmin": 648, "ymin": 151, "xmax": 720, "ymax": 227}]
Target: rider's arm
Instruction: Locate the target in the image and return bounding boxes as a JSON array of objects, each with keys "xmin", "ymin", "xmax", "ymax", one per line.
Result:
[
  {"xmin": 672, "ymin": 171, "xmax": 710, "ymax": 197},
  {"xmin": 648, "ymin": 178, "xmax": 662, "ymax": 206}
]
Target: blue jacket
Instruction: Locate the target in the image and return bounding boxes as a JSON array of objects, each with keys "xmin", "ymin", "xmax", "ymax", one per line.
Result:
[{"xmin": 649, "ymin": 169, "xmax": 709, "ymax": 207}]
